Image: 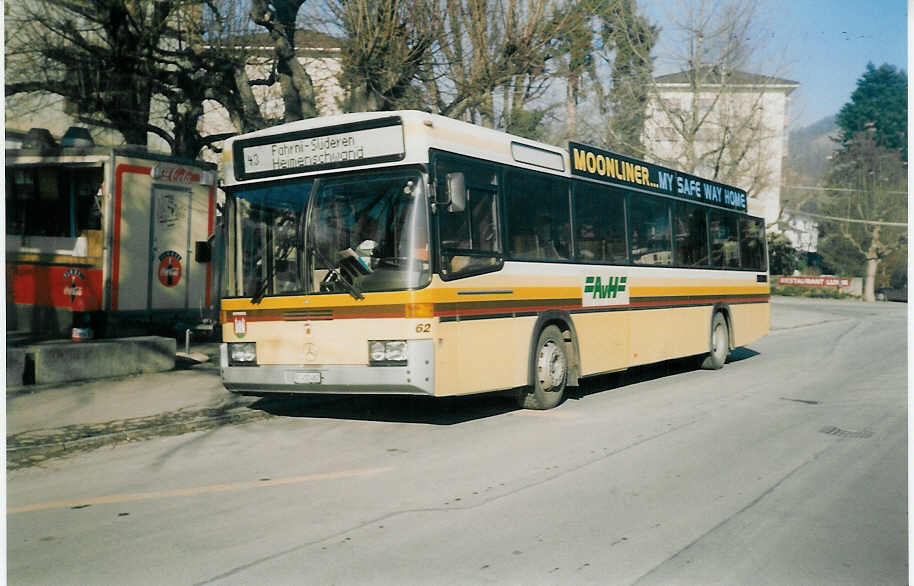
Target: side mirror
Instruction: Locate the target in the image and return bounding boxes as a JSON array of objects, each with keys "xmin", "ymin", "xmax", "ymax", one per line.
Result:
[
  {"xmin": 445, "ymin": 172, "xmax": 467, "ymax": 213},
  {"xmin": 195, "ymin": 240, "xmax": 212, "ymax": 263}
]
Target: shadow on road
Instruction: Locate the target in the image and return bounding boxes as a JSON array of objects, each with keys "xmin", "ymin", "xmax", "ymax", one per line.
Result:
[
  {"xmin": 248, "ymin": 392, "xmax": 518, "ymax": 425},
  {"xmin": 567, "ymin": 346, "xmax": 760, "ymax": 401},
  {"xmin": 247, "ymin": 347, "xmax": 761, "ymax": 424}
]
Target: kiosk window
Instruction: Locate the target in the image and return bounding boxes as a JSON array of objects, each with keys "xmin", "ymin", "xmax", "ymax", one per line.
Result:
[{"xmin": 6, "ymin": 166, "xmax": 102, "ymax": 236}]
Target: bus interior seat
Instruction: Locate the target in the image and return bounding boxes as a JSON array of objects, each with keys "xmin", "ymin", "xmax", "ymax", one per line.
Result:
[{"xmin": 512, "ymin": 233, "xmax": 539, "ymax": 257}]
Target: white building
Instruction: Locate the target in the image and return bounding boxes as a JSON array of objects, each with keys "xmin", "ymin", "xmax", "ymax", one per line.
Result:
[
  {"xmin": 780, "ymin": 211, "xmax": 819, "ymax": 253},
  {"xmin": 199, "ymin": 30, "xmax": 344, "ymax": 159},
  {"xmin": 642, "ymin": 68, "xmax": 799, "ymax": 228}
]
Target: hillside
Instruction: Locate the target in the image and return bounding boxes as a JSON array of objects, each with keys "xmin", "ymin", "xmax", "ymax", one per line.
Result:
[{"xmin": 784, "ymin": 115, "xmax": 839, "ymax": 208}]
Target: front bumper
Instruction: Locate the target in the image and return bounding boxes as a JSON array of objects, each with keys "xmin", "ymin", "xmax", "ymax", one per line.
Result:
[{"xmin": 220, "ymin": 339, "xmax": 435, "ymax": 395}]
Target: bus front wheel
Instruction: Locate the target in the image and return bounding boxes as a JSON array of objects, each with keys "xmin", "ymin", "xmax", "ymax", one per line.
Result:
[
  {"xmin": 517, "ymin": 325, "xmax": 568, "ymax": 410},
  {"xmin": 700, "ymin": 312, "xmax": 730, "ymax": 370}
]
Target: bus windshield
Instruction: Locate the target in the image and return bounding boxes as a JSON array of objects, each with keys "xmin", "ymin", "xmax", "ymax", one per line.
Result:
[{"xmin": 232, "ymin": 170, "xmax": 430, "ymax": 299}]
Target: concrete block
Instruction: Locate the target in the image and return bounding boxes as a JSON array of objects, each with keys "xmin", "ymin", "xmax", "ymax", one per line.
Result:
[
  {"xmin": 6, "ymin": 346, "xmax": 27, "ymax": 388},
  {"xmin": 30, "ymin": 336, "xmax": 176, "ymax": 385}
]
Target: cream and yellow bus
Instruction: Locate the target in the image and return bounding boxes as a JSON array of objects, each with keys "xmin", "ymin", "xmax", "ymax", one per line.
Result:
[{"xmin": 219, "ymin": 111, "xmax": 769, "ymax": 409}]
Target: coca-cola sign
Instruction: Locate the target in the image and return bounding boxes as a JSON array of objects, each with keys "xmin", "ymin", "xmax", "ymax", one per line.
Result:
[{"xmin": 152, "ymin": 164, "xmax": 201, "ymax": 185}]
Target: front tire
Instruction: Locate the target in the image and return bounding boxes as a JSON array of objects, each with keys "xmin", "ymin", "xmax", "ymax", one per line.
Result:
[
  {"xmin": 517, "ymin": 325, "xmax": 568, "ymax": 410},
  {"xmin": 700, "ymin": 312, "xmax": 729, "ymax": 370}
]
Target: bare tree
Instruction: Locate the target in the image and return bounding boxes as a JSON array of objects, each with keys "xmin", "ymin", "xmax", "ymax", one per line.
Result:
[
  {"xmin": 327, "ymin": 0, "xmax": 589, "ymax": 139},
  {"xmin": 330, "ymin": 0, "xmax": 438, "ymax": 112},
  {"xmin": 249, "ymin": 0, "xmax": 319, "ymax": 121},
  {"xmin": 5, "ymin": 0, "xmax": 324, "ymax": 158},
  {"xmin": 547, "ymin": 0, "xmax": 657, "ymax": 151},
  {"xmin": 638, "ymin": 0, "xmax": 795, "ymax": 222},
  {"xmin": 5, "ymin": 0, "xmax": 180, "ymax": 146},
  {"xmin": 819, "ymin": 134, "xmax": 907, "ymax": 302}
]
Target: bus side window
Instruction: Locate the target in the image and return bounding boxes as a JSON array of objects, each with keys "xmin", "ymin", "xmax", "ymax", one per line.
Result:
[
  {"xmin": 710, "ymin": 211, "xmax": 740, "ymax": 268},
  {"xmin": 573, "ymin": 182, "xmax": 626, "ymax": 264},
  {"xmin": 436, "ymin": 157, "xmax": 502, "ymax": 279},
  {"xmin": 740, "ymin": 216, "xmax": 766, "ymax": 271},
  {"xmin": 674, "ymin": 202, "xmax": 709, "ymax": 267},
  {"xmin": 630, "ymin": 197, "xmax": 672, "ymax": 265},
  {"xmin": 505, "ymin": 169, "xmax": 570, "ymax": 261}
]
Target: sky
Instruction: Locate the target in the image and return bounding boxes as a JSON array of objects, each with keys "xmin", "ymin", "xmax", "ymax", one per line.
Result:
[{"xmin": 639, "ymin": 0, "xmax": 908, "ymax": 129}]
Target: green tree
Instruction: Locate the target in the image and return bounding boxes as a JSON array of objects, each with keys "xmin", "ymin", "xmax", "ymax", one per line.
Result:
[
  {"xmin": 601, "ymin": 0, "xmax": 658, "ymax": 157},
  {"xmin": 836, "ymin": 63, "xmax": 907, "ymax": 158},
  {"xmin": 767, "ymin": 233, "xmax": 802, "ymax": 276}
]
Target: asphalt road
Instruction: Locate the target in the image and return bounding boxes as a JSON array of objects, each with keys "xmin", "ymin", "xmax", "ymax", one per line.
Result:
[{"xmin": 6, "ymin": 298, "xmax": 908, "ymax": 585}]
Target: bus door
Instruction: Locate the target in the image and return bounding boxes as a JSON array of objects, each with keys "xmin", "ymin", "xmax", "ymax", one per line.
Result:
[
  {"xmin": 149, "ymin": 186, "xmax": 192, "ymax": 310},
  {"xmin": 434, "ymin": 155, "xmax": 514, "ymax": 393}
]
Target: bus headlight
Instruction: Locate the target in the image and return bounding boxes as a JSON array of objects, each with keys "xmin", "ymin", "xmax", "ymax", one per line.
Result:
[
  {"xmin": 228, "ymin": 342, "xmax": 257, "ymax": 365},
  {"xmin": 369, "ymin": 340, "xmax": 408, "ymax": 365}
]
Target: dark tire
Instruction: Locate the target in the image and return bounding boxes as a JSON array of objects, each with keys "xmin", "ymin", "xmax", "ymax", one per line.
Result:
[
  {"xmin": 700, "ymin": 312, "xmax": 729, "ymax": 370},
  {"xmin": 516, "ymin": 325, "xmax": 568, "ymax": 410}
]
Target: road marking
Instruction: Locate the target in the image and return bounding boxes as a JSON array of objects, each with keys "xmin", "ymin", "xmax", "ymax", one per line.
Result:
[{"xmin": 8, "ymin": 467, "xmax": 392, "ymax": 514}]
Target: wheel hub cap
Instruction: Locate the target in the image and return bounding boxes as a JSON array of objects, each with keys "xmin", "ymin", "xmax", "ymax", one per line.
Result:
[
  {"xmin": 712, "ymin": 324, "xmax": 725, "ymax": 356},
  {"xmin": 538, "ymin": 341, "xmax": 566, "ymax": 391}
]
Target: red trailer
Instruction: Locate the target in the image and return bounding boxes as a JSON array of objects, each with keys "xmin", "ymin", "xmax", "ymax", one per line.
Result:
[{"xmin": 6, "ymin": 128, "xmax": 220, "ymax": 340}]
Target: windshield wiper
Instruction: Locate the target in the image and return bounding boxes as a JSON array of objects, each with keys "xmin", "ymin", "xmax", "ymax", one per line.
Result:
[
  {"xmin": 313, "ymin": 246, "xmax": 370, "ymax": 300},
  {"xmin": 251, "ymin": 245, "xmax": 295, "ymax": 304},
  {"xmin": 250, "ymin": 277, "xmax": 270, "ymax": 304}
]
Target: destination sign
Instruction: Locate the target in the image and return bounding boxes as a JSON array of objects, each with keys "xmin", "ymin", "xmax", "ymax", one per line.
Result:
[
  {"xmin": 234, "ymin": 117, "xmax": 405, "ymax": 180},
  {"xmin": 568, "ymin": 142, "xmax": 748, "ymax": 212}
]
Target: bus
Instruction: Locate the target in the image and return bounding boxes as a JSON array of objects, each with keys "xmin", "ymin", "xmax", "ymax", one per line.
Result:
[{"xmin": 218, "ymin": 111, "xmax": 769, "ymax": 409}]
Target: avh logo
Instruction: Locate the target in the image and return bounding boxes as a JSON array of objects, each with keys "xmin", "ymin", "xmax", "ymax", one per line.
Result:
[{"xmin": 583, "ymin": 275, "xmax": 629, "ymax": 306}]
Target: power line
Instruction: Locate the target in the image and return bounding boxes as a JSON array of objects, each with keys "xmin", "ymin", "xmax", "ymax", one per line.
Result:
[
  {"xmin": 783, "ymin": 209, "xmax": 907, "ymax": 228},
  {"xmin": 784, "ymin": 184, "xmax": 908, "ymax": 195}
]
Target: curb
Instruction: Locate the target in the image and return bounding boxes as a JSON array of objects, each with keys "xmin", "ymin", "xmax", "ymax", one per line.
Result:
[{"xmin": 7, "ymin": 403, "xmax": 268, "ymax": 470}]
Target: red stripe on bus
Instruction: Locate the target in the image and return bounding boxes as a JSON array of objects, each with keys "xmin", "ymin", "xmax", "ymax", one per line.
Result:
[
  {"xmin": 629, "ymin": 296, "xmax": 770, "ymax": 308},
  {"xmin": 111, "ymin": 164, "xmax": 151, "ymax": 310},
  {"xmin": 434, "ymin": 302, "xmax": 581, "ymax": 318}
]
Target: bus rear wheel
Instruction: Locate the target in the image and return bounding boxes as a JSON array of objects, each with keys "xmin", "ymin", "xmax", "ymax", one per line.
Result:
[
  {"xmin": 517, "ymin": 325, "xmax": 568, "ymax": 410},
  {"xmin": 700, "ymin": 312, "xmax": 729, "ymax": 370}
]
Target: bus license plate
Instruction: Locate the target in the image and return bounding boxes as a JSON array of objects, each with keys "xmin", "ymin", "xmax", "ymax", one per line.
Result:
[{"xmin": 289, "ymin": 371, "xmax": 321, "ymax": 384}]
